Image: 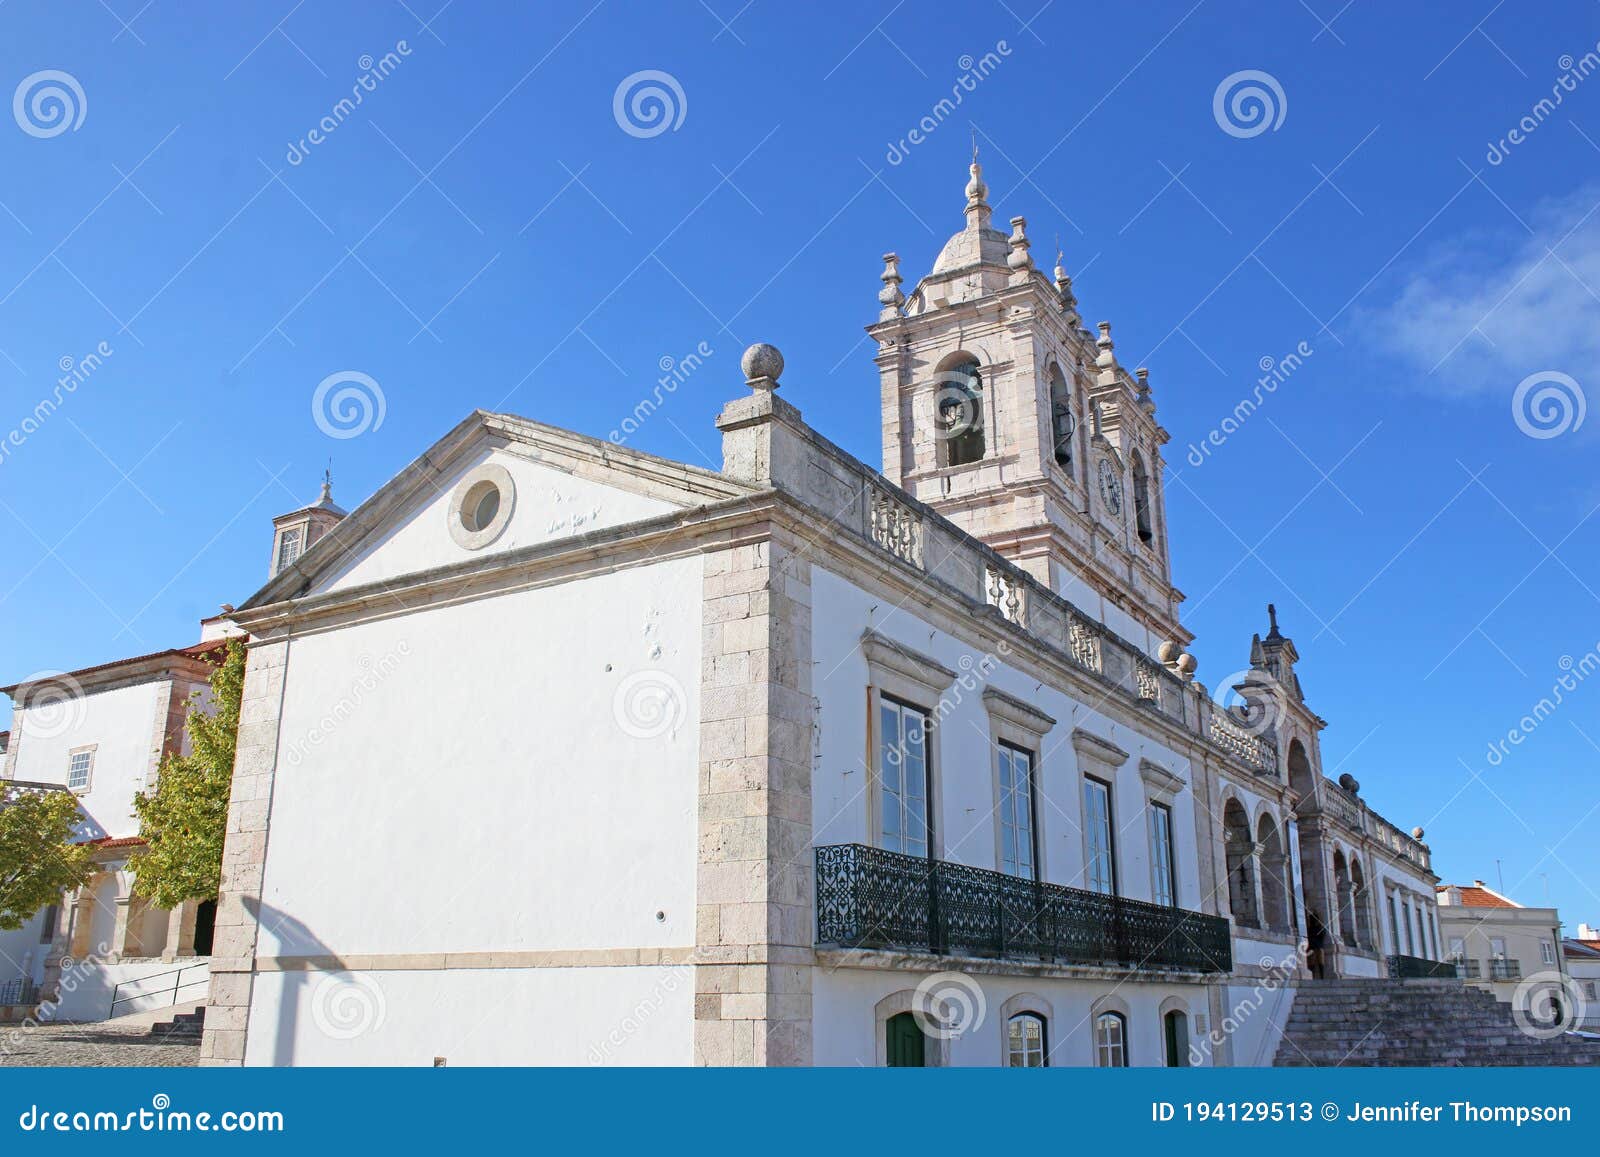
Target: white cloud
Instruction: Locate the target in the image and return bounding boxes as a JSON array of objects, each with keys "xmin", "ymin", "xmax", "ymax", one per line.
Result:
[{"xmin": 1369, "ymin": 187, "xmax": 1600, "ymax": 397}]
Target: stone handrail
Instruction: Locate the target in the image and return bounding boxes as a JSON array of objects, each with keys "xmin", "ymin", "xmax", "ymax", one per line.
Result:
[{"xmin": 1318, "ymin": 776, "xmax": 1431, "ymax": 872}]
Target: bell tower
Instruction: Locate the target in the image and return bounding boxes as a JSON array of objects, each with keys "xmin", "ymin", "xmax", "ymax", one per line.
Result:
[{"xmin": 867, "ymin": 155, "xmax": 1188, "ymax": 651}]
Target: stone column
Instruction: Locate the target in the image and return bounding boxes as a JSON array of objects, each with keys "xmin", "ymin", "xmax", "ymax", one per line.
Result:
[
  {"xmin": 109, "ymin": 894, "xmax": 136, "ymax": 962},
  {"xmin": 200, "ymin": 637, "xmax": 288, "ymax": 1067},
  {"xmin": 693, "ymin": 536, "xmax": 814, "ymax": 1066},
  {"xmin": 161, "ymin": 899, "xmax": 200, "ymax": 962}
]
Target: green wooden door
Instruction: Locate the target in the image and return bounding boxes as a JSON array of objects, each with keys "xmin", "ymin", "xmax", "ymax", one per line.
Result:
[
  {"xmin": 1164, "ymin": 1011, "xmax": 1189, "ymax": 1067},
  {"xmin": 886, "ymin": 1012, "xmax": 926, "ymax": 1067}
]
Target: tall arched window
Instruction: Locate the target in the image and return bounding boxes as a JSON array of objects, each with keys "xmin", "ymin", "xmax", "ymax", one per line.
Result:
[
  {"xmin": 1048, "ymin": 363, "xmax": 1075, "ymax": 472},
  {"xmin": 1223, "ymin": 798, "xmax": 1258, "ymax": 928},
  {"xmin": 1006, "ymin": 1013, "xmax": 1047, "ymax": 1067},
  {"xmin": 935, "ymin": 355, "xmax": 985, "ymax": 467},
  {"xmin": 1094, "ymin": 1011, "xmax": 1128, "ymax": 1067},
  {"xmin": 1256, "ymin": 813, "xmax": 1290, "ymax": 932},
  {"xmin": 1131, "ymin": 452, "xmax": 1154, "ymax": 546}
]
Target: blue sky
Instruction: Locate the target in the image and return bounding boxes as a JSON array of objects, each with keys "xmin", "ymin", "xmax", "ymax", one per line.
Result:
[{"xmin": 1, "ymin": 2, "xmax": 1597, "ymax": 924}]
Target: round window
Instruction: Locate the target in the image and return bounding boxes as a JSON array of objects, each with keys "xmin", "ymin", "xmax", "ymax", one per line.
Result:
[
  {"xmin": 461, "ymin": 481, "xmax": 501, "ymax": 533},
  {"xmin": 447, "ymin": 463, "xmax": 515, "ymax": 549}
]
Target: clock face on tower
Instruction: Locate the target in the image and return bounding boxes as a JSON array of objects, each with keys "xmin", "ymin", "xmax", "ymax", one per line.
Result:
[{"xmin": 1097, "ymin": 458, "xmax": 1123, "ymax": 515}]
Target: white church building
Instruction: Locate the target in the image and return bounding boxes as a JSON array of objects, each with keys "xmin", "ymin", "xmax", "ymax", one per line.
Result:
[{"xmin": 183, "ymin": 159, "xmax": 1442, "ymax": 1066}]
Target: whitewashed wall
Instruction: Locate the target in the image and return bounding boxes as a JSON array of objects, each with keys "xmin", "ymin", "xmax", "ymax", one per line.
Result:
[
  {"xmin": 246, "ymin": 965, "xmax": 692, "ymax": 1066},
  {"xmin": 245, "ymin": 556, "xmax": 701, "ymax": 1065},
  {"xmin": 319, "ymin": 447, "xmax": 677, "ymax": 594},
  {"xmin": 8, "ymin": 681, "xmax": 161, "ymax": 840}
]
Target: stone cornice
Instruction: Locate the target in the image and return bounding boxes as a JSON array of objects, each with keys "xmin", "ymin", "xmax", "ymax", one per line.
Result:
[
  {"xmin": 859, "ymin": 629, "xmax": 957, "ymax": 696},
  {"xmin": 1139, "ymin": 757, "xmax": 1187, "ymax": 799},
  {"xmin": 981, "ymin": 686, "xmax": 1056, "ymax": 736},
  {"xmin": 1071, "ymin": 727, "xmax": 1130, "ymax": 768}
]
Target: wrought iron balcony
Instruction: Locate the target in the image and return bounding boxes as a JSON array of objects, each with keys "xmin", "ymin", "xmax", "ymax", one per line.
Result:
[
  {"xmin": 1387, "ymin": 954, "xmax": 1459, "ymax": 979},
  {"xmin": 815, "ymin": 843, "xmax": 1232, "ymax": 974},
  {"xmin": 1489, "ymin": 959, "xmax": 1521, "ymax": 981},
  {"xmin": 1454, "ymin": 959, "xmax": 1481, "ymax": 979}
]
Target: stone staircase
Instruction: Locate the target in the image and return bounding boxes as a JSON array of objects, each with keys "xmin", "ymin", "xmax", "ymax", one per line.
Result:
[
  {"xmin": 1274, "ymin": 979, "xmax": 1600, "ymax": 1066},
  {"xmin": 146, "ymin": 1005, "xmax": 204, "ymax": 1042}
]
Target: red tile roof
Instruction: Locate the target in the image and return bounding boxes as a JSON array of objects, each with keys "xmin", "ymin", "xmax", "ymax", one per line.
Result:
[
  {"xmin": 1, "ymin": 637, "xmax": 231, "ymax": 697},
  {"xmin": 1437, "ymin": 882, "xmax": 1518, "ymax": 908},
  {"xmin": 83, "ymin": 836, "xmax": 146, "ymax": 850}
]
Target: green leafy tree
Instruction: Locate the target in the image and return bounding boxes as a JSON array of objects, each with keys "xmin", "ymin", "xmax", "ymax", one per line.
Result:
[
  {"xmin": 0, "ymin": 786, "xmax": 93, "ymax": 930},
  {"xmin": 130, "ymin": 639, "xmax": 246, "ymax": 907}
]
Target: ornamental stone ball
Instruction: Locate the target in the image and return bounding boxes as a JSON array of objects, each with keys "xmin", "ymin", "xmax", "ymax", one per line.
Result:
[
  {"xmin": 741, "ymin": 342, "xmax": 784, "ymax": 389},
  {"xmin": 1412, "ymin": 826, "xmax": 1425, "ymax": 840},
  {"xmin": 1176, "ymin": 652, "xmax": 1197, "ymax": 675},
  {"xmin": 1157, "ymin": 640, "xmax": 1180, "ymax": 664}
]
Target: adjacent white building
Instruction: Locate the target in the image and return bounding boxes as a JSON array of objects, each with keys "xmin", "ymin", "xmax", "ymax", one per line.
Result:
[
  {"xmin": 1, "ymin": 638, "xmax": 227, "ymax": 1021},
  {"xmin": 198, "ymin": 160, "xmax": 1441, "ymax": 1066}
]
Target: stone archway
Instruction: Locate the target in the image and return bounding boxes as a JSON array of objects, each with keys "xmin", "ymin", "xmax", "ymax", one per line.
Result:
[
  {"xmin": 1332, "ymin": 849, "xmax": 1356, "ymax": 948},
  {"xmin": 1350, "ymin": 858, "xmax": 1374, "ymax": 951},
  {"xmin": 1256, "ymin": 812, "xmax": 1290, "ymax": 933},
  {"xmin": 1222, "ymin": 798, "xmax": 1258, "ymax": 929}
]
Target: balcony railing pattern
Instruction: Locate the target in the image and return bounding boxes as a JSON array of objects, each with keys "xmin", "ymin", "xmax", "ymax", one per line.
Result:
[
  {"xmin": 1489, "ymin": 959, "xmax": 1522, "ymax": 981},
  {"xmin": 1387, "ymin": 954, "xmax": 1458, "ymax": 980},
  {"xmin": 1455, "ymin": 959, "xmax": 1481, "ymax": 979},
  {"xmin": 815, "ymin": 843, "xmax": 1232, "ymax": 974}
]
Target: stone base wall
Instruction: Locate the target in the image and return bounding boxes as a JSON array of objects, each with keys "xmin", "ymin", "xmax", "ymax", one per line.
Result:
[
  {"xmin": 198, "ymin": 638, "xmax": 288, "ymax": 1066},
  {"xmin": 693, "ymin": 536, "xmax": 814, "ymax": 1065}
]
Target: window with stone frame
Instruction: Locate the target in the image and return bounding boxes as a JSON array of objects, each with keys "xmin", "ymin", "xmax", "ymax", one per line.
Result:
[
  {"xmin": 1149, "ymin": 802, "xmax": 1176, "ymax": 907},
  {"xmin": 66, "ymin": 748, "xmax": 94, "ymax": 791},
  {"xmin": 1094, "ymin": 1011, "xmax": 1128, "ymax": 1067},
  {"xmin": 275, "ymin": 525, "xmax": 304, "ymax": 571},
  {"xmin": 1006, "ymin": 1013, "xmax": 1047, "ymax": 1067},
  {"xmin": 1083, "ymin": 776, "xmax": 1116, "ymax": 896}
]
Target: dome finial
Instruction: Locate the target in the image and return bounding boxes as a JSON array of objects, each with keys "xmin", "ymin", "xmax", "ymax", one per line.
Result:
[
  {"xmin": 964, "ymin": 132, "xmax": 990, "ymax": 230},
  {"xmin": 319, "ymin": 460, "xmax": 334, "ymax": 505}
]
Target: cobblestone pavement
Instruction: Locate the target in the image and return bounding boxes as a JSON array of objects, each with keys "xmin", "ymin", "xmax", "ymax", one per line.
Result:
[{"xmin": 0, "ymin": 1022, "xmax": 199, "ymax": 1067}]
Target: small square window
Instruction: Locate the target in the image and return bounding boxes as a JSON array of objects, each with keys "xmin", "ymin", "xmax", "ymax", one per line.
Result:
[{"xmin": 66, "ymin": 750, "xmax": 93, "ymax": 791}]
